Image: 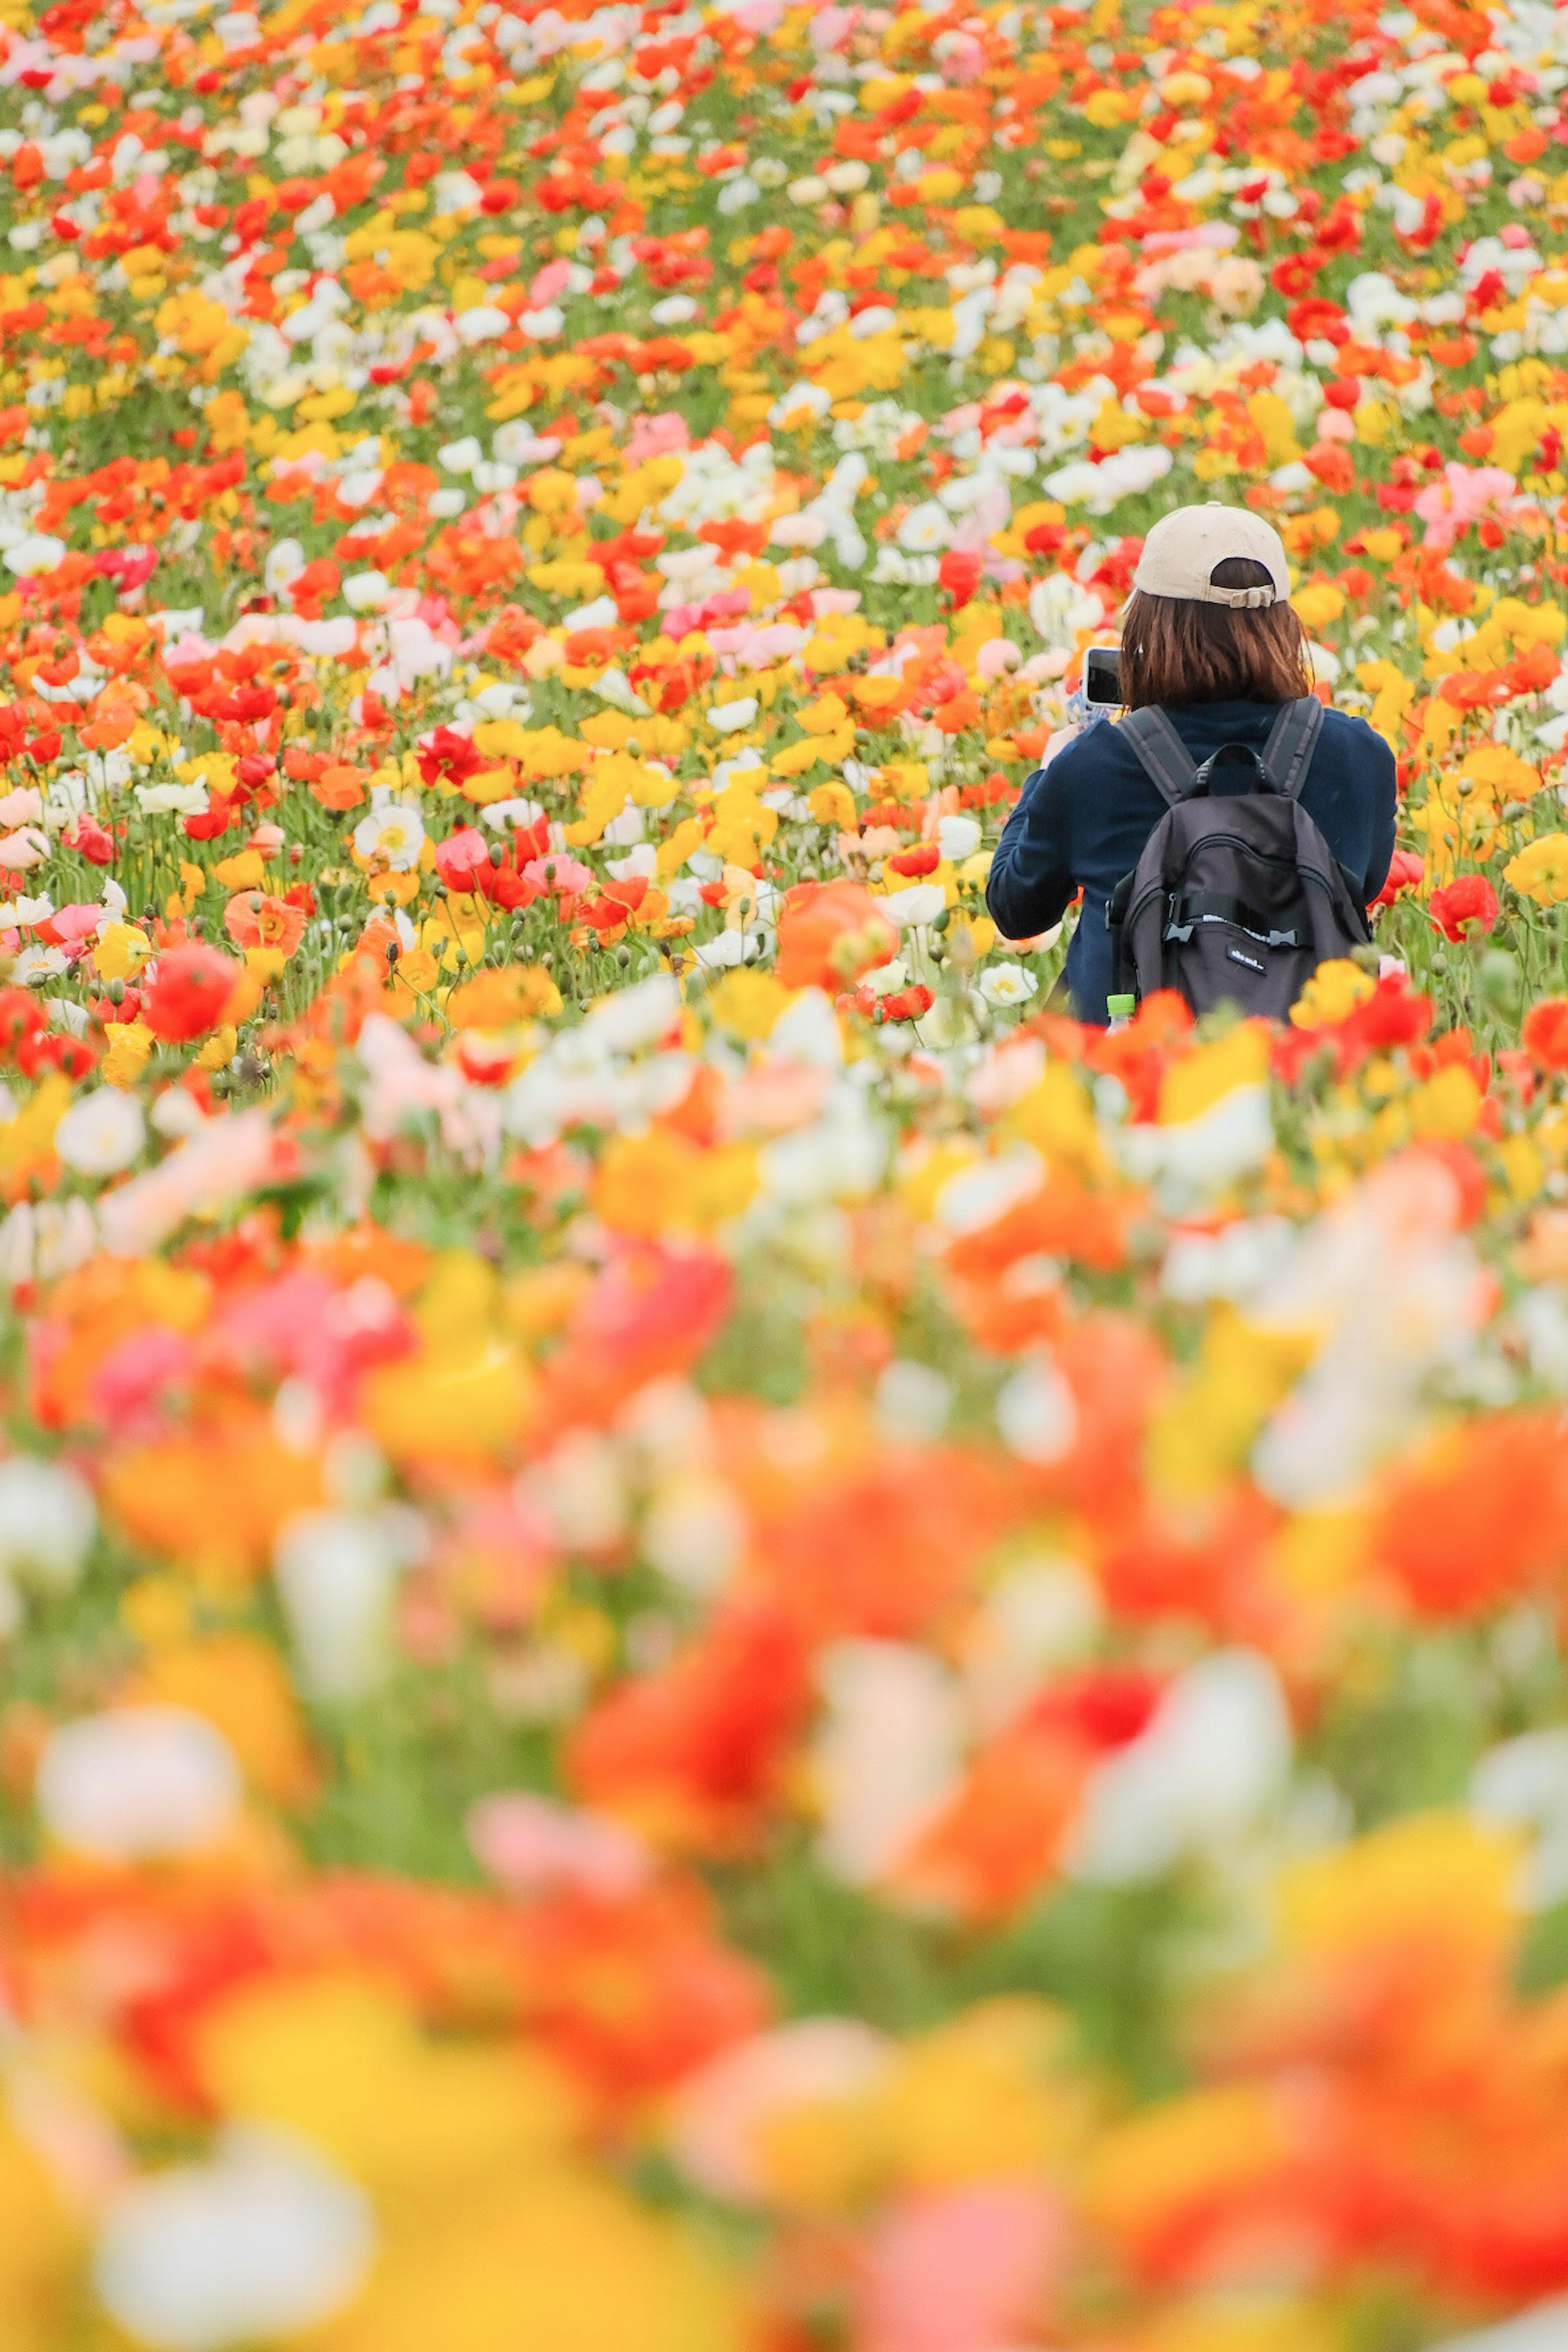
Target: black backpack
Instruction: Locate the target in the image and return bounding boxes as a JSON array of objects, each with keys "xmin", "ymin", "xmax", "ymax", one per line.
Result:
[{"xmin": 1106, "ymin": 697, "xmax": 1372, "ymax": 1021}]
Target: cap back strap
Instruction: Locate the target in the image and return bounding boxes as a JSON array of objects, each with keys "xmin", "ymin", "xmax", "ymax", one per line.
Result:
[{"xmin": 1203, "ymin": 581, "xmax": 1278, "ymax": 608}]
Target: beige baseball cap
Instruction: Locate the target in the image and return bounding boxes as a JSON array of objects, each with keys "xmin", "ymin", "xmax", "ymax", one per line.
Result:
[{"xmin": 1131, "ymin": 501, "xmax": 1291, "ymax": 608}]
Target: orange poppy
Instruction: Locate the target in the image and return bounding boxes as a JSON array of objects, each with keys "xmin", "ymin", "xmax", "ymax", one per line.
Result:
[{"xmin": 224, "ymin": 892, "xmax": 308, "ymax": 958}]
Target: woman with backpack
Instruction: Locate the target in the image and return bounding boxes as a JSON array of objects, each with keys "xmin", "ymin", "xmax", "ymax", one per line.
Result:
[{"xmin": 985, "ymin": 503, "xmax": 1397, "ymax": 1025}]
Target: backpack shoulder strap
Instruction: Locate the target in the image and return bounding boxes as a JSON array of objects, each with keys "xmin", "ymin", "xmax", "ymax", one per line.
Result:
[
  {"xmin": 1117, "ymin": 706, "xmax": 1199, "ymax": 811},
  {"xmin": 1261, "ymin": 695, "xmax": 1325, "ymax": 801}
]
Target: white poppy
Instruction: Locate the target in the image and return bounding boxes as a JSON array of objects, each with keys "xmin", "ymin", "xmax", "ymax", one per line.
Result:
[
  {"xmin": 693, "ymin": 929, "xmax": 762, "ymax": 971},
  {"xmin": 54, "ymin": 1088, "xmax": 146, "ymax": 1176},
  {"xmin": 1118, "ymin": 1082, "xmax": 1275, "ymax": 1199},
  {"xmin": 274, "ymin": 1508, "xmax": 414, "ymax": 1700},
  {"xmin": 767, "ymin": 382, "xmax": 830, "ymax": 430},
  {"xmin": 706, "ymin": 695, "xmax": 759, "ymax": 733},
  {"xmin": 457, "ymin": 303, "xmax": 511, "ymax": 343},
  {"xmin": 11, "ymin": 945, "xmax": 69, "ymax": 984},
  {"xmin": 1424, "ymin": 2300, "xmax": 1568, "ymax": 2352},
  {"xmin": 94, "ymin": 2128, "xmax": 375, "ymax": 2352},
  {"xmin": 895, "ymin": 500, "xmax": 952, "ymax": 552},
  {"xmin": 0, "ymin": 1454, "xmax": 95, "ymax": 1588},
  {"xmin": 351, "ymin": 793, "xmax": 425, "ymax": 870},
  {"xmin": 335, "ymin": 466, "xmax": 383, "ymax": 509},
  {"xmin": 995, "ymin": 1350, "xmax": 1078, "ymax": 1464},
  {"xmin": 1067, "ymin": 1650, "xmax": 1292, "ymax": 1884},
  {"xmin": 642, "ymin": 1474, "xmax": 747, "ymax": 1595},
  {"xmin": 874, "ymin": 1359, "xmax": 952, "ymax": 1443},
  {"xmin": 4, "ymin": 532, "xmax": 65, "ymax": 576},
  {"xmin": 879, "ymin": 881, "xmax": 947, "ymax": 929},
  {"xmin": 563, "ymin": 593, "xmax": 618, "ymax": 633},
  {"xmin": 38, "ymin": 1707, "xmax": 242, "ymax": 1861},
  {"xmin": 978, "ymin": 960, "xmax": 1040, "ymax": 1006},
  {"xmin": 584, "ymin": 970, "xmax": 681, "ymax": 1051},
  {"xmin": 0, "ymin": 891, "xmax": 51, "ymax": 926},
  {"xmin": 341, "ymin": 570, "xmax": 390, "ymax": 612},
  {"xmin": 263, "ymin": 537, "xmax": 305, "ymax": 596},
  {"xmin": 478, "ymin": 795, "xmax": 547, "ymax": 832},
  {"xmin": 136, "ymin": 781, "xmax": 209, "ymax": 816}
]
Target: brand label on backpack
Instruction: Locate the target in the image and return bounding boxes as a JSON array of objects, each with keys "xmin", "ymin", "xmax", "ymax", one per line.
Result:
[{"xmin": 1226, "ymin": 945, "xmax": 1265, "ymax": 974}]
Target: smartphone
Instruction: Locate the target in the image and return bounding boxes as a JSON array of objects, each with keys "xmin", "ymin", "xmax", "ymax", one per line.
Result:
[{"xmin": 1083, "ymin": 646, "xmax": 1123, "ymax": 705}]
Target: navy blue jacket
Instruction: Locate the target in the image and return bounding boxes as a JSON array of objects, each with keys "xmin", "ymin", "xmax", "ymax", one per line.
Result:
[{"xmin": 986, "ymin": 698, "xmax": 1398, "ymax": 1025}]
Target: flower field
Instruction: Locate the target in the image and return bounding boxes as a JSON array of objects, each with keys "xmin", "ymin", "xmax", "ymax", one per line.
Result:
[{"xmin": 11, "ymin": 0, "xmax": 1568, "ymax": 2344}]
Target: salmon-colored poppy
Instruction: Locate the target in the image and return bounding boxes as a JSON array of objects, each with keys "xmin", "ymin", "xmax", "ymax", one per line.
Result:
[{"xmin": 223, "ymin": 892, "xmax": 307, "ymax": 957}]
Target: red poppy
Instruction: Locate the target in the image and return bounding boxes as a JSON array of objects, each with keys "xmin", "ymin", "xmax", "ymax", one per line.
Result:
[
  {"xmin": 63, "ymin": 815, "xmax": 114, "ymax": 865},
  {"xmin": 1371, "ymin": 849, "xmax": 1424, "ymax": 909},
  {"xmin": 19, "ymin": 1028, "xmax": 98, "ymax": 1079},
  {"xmin": 938, "ymin": 548, "xmax": 985, "ymax": 609},
  {"xmin": 886, "ymin": 841, "xmax": 940, "ymax": 878},
  {"xmin": 1523, "ymin": 997, "xmax": 1568, "ymax": 1070},
  {"xmin": 1270, "ymin": 249, "xmax": 1326, "ymax": 298},
  {"xmin": 184, "ymin": 797, "xmax": 241, "ymax": 841},
  {"xmin": 418, "ymin": 731, "xmax": 484, "ymax": 793},
  {"xmin": 1331, "ymin": 971, "xmax": 1434, "ymax": 1066},
  {"xmin": 1429, "ymin": 874, "xmax": 1499, "ymax": 942},
  {"xmin": 566, "ymin": 1601, "xmax": 811, "ymax": 1851},
  {"xmin": 0, "ymin": 987, "xmax": 45, "ymax": 1058},
  {"xmin": 866, "ymin": 983, "xmax": 934, "ymax": 1022},
  {"xmin": 143, "ymin": 944, "xmax": 238, "ymax": 1042}
]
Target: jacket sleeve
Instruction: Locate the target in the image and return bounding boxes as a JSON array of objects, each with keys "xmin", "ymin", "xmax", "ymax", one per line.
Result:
[
  {"xmin": 985, "ymin": 758, "xmax": 1078, "ymax": 942},
  {"xmin": 1360, "ymin": 727, "xmax": 1398, "ymax": 904}
]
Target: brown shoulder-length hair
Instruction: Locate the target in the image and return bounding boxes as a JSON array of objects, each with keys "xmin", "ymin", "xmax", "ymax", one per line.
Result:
[{"xmin": 1119, "ymin": 556, "xmax": 1310, "ymax": 709}]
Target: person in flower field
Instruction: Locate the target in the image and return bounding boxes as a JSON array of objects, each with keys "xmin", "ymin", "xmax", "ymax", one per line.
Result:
[{"xmin": 987, "ymin": 504, "xmax": 1397, "ymax": 1024}]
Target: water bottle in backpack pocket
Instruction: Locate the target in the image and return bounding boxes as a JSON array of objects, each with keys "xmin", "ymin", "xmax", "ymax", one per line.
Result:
[{"xmin": 1105, "ymin": 697, "xmax": 1371, "ymax": 1022}]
